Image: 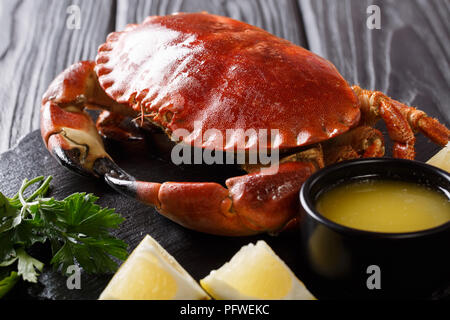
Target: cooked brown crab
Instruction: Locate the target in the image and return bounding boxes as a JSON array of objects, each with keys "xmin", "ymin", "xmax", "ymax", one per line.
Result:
[{"xmin": 41, "ymin": 13, "xmax": 450, "ymax": 236}]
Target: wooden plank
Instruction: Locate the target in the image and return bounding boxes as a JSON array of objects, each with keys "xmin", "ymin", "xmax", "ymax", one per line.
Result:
[
  {"xmin": 0, "ymin": 0, "xmax": 116, "ymax": 152},
  {"xmin": 116, "ymin": 0, "xmax": 307, "ymax": 46},
  {"xmin": 299, "ymin": 0, "xmax": 450, "ymax": 160}
]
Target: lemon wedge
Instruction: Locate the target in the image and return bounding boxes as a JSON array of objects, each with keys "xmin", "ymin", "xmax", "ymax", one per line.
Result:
[
  {"xmin": 99, "ymin": 235, "xmax": 210, "ymax": 300},
  {"xmin": 427, "ymin": 143, "xmax": 450, "ymax": 172},
  {"xmin": 200, "ymin": 240, "xmax": 315, "ymax": 300}
]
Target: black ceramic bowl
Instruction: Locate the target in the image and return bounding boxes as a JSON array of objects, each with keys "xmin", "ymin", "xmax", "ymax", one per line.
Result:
[{"xmin": 299, "ymin": 158, "xmax": 450, "ymax": 299}]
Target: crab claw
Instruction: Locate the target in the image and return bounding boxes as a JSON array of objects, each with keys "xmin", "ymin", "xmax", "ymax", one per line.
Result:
[
  {"xmin": 105, "ymin": 161, "xmax": 316, "ymax": 236},
  {"xmin": 41, "ymin": 100, "xmax": 109, "ymax": 176},
  {"xmin": 41, "ymin": 61, "xmax": 135, "ymax": 177}
]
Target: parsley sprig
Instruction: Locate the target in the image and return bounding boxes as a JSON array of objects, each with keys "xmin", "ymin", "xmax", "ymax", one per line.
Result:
[{"xmin": 0, "ymin": 176, "xmax": 128, "ymax": 298}]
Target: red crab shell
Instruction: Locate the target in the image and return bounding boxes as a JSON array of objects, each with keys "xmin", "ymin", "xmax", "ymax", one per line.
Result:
[{"xmin": 95, "ymin": 12, "xmax": 360, "ymax": 151}]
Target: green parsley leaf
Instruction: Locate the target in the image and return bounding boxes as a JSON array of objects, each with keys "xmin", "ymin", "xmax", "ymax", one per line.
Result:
[
  {"xmin": 16, "ymin": 248, "xmax": 44, "ymax": 283},
  {"xmin": 36, "ymin": 192, "xmax": 128, "ymax": 274},
  {"xmin": 56, "ymin": 193, "xmax": 125, "ymax": 238},
  {"xmin": 0, "ymin": 192, "xmax": 21, "ymax": 233},
  {"xmin": 0, "ymin": 232, "xmax": 16, "ymax": 262},
  {"xmin": 0, "ymin": 270, "xmax": 19, "ymax": 299},
  {"xmin": 51, "ymin": 236, "xmax": 128, "ymax": 275},
  {"xmin": 0, "ymin": 176, "xmax": 128, "ymax": 290}
]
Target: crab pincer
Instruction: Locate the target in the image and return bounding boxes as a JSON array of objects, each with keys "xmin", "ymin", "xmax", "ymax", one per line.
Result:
[{"xmin": 107, "ymin": 161, "xmax": 317, "ymax": 236}]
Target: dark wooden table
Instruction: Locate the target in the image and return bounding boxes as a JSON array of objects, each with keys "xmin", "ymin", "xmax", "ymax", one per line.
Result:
[
  {"xmin": 0, "ymin": 0, "xmax": 449, "ymax": 300},
  {"xmin": 0, "ymin": 0, "xmax": 448, "ymax": 155}
]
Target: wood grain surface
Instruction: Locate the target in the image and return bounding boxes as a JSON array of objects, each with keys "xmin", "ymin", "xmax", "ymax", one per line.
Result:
[
  {"xmin": 0, "ymin": 0, "xmax": 115, "ymax": 152},
  {"xmin": 0, "ymin": 0, "xmax": 307, "ymax": 152},
  {"xmin": 116, "ymin": 0, "xmax": 307, "ymax": 45},
  {"xmin": 0, "ymin": 0, "xmax": 448, "ymax": 156}
]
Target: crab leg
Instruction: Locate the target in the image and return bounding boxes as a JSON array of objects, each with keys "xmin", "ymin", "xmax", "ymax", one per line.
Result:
[
  {"xmin": 389, "ymin": 99, "xmax": 450, "ymax": 147},
  {"xmin": 353, "ymin": 86, "xmax": 450, "ymax": 159},
  {"xmin": 323, "ymin": 126, "xmax": 385, "ymax": 164},
  {"xmin": 105, "ymin": 161, "xmax": 317, "ymax": 236}
]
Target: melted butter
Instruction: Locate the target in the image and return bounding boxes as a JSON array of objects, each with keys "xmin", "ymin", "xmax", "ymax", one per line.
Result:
[{"xmin": 316, "ymin": 180, "xmax": 450, "ymax": 233}]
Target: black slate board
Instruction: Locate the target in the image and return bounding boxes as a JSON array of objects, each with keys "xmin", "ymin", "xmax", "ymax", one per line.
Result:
[
  {"xmin": 0, "ymin": 130, "xmax": 312, "ymax": 300},
  {"xmin": 1, "ymin": 116, "xmax": 448, "ymax": 300}
]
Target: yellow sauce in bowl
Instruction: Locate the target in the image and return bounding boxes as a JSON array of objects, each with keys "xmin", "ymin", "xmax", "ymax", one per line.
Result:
[{"xmin": 316, "ymin": 180, "xmax": 450, "ymax": 233}]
